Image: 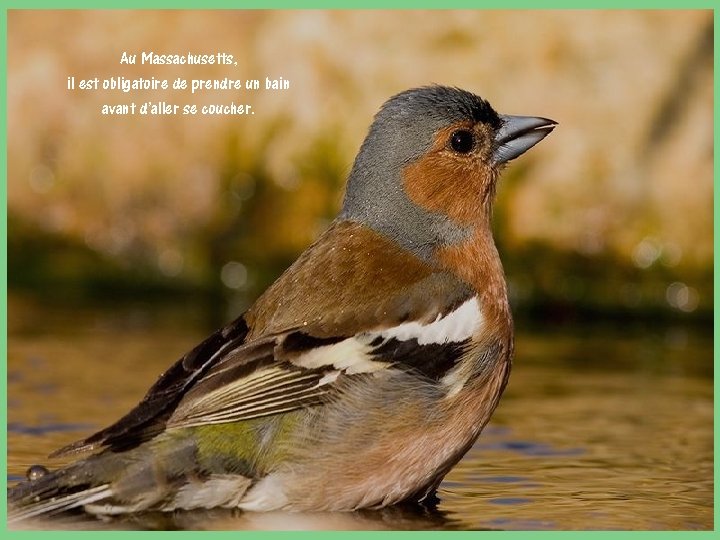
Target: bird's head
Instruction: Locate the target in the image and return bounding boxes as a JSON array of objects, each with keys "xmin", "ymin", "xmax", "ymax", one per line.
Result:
[{"xmin": 340, "ymin": 85, "xmax": 556, "ymax": 261}]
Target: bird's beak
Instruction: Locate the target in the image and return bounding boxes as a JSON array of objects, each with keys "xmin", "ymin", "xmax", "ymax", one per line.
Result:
[{"xmin": 493, "ymin": 114, "xmax": 557, "ymax": 165}]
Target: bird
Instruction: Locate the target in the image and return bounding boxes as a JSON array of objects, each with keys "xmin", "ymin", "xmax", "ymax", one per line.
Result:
[{"xmin": 8, "ymin": 85, "xmax": 556, "ymax": 520}]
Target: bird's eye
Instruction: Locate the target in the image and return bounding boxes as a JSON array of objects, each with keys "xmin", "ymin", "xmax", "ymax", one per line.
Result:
[{"xmin": 449, "ymin": 130, "xmax": 474, "ymax": 154}]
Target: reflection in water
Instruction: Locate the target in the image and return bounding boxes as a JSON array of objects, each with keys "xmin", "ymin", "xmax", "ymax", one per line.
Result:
[
  {"xmin": 7, "ymin": 295, "xmax": 713, "ymax": 530},
  {"xmin": 11, "ymin": 505, "xmax": 459, "ymax": 531}
]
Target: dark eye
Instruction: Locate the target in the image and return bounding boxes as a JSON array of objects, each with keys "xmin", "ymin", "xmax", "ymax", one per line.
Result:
[{"xmin": 449, "ymin": 130, "xmax": 474, "ymax": 154}]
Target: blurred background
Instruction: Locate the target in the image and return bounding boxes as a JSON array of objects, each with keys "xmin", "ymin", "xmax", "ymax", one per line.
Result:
[
  {"xmin": 8, "ymin": 10, "xmax": 713, "ymax": 323},
  {"xmin": 7, "ymin": 10, "xmax": 714, "ymax": 531}
]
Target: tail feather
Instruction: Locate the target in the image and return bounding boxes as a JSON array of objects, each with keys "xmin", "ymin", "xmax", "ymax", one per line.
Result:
[
  {"xmin": 8, "ymin": 433, "xmax": 257, "ymax": 523},
  {"xmin": 8, "ymin": 457, "xmax": 119, "ymax": 523},
  {"xmin": 9, "ymin": 483, "xmax": 113, "ymax": 523}
]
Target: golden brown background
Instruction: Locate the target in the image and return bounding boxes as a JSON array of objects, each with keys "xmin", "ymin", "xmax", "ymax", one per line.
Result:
[
  {"xmin": 6, "ymin": 11, "xmax": 713, "ymax": 531},
  {"xmin": 8, "ymin": 10, "xmax": 713, "ymax": 320}
]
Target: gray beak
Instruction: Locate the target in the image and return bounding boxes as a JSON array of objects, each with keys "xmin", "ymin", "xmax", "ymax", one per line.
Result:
[{"xmin": 493, "ymin": 114, "xmax": 557, "ymax": 165}]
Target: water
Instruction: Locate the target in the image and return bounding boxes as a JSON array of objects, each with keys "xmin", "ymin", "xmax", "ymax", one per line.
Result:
[{"xmin": 7, "ymin": 293, "xmax": 713, "ymax": 530}]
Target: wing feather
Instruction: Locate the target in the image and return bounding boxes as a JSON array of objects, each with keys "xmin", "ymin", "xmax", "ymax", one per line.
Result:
[
  {"xmin": 49, "ymin": 221, "xmax": 478, "ymax": 458},
  {"xmin": 169, "ymin": 367, "xmax": 331, "ymax": 428}
]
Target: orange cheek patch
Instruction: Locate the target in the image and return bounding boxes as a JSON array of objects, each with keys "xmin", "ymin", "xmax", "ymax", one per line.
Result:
[{"xmin": 402, "ymin": 125, "xmax": 494, "ymax": 226}]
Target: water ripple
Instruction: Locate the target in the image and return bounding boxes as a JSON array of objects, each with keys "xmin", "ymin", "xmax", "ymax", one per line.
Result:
[{"xmin": 8, "ymin": 422, "xmax": 92, "ymax": 435}]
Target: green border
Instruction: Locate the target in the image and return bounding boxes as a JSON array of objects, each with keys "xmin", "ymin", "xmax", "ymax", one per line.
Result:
[{"xmin": 1, "ymin": 5, "xmax": 716, "ymax": 536}]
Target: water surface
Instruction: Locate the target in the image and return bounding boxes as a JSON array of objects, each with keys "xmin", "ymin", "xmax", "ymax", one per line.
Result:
[{"xmin": 7, "ymin": 294, "xmax": 713, "ymax": 530}]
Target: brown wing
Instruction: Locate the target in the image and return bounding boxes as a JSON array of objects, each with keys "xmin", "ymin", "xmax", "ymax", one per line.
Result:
[
  {"xmin": 52, "ymin": 220, "xmax": 472, "ymax": 457},
  {"xmin": 245, "ymin": 220, "xmax": 472, "ymax": 338},
  {"xmin": 51, "ymin": 318, "xmax": 252, "ymax": 456}
]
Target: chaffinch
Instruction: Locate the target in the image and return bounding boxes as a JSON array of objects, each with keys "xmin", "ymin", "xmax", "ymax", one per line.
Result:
[{"xmin": 9, "ymin": 85, "xmax": 556, "ymax": 519}]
